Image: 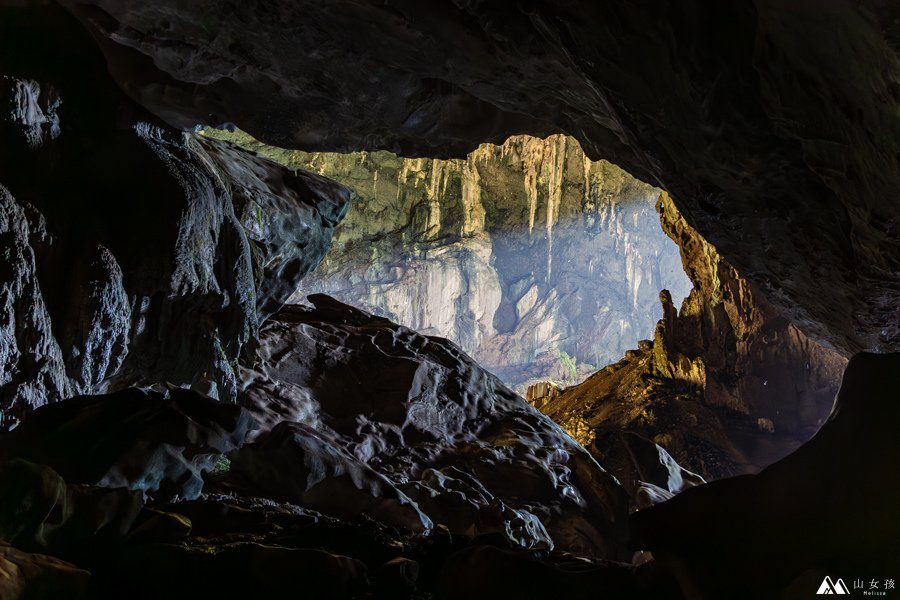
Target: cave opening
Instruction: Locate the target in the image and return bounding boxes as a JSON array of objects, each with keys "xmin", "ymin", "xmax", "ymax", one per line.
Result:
[
  {"xmin": 202, "ymin": 128, "xmax": 694, "ymax": 393},
  {"xmin": 198, "ymin": 126, "xmax": 846, "ymax": 483}
]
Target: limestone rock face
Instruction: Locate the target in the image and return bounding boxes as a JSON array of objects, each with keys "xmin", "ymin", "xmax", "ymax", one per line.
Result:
[
  {"xmin": 0, "ymin": 187, "xmax": 71, "ymax": 428},
  {"xmin": 0, "ymin": 7, "xmax": 349, "ymax": 428},
  {"xmin": 56, "ymin": 0, "xmax": 900, "ymax": 354},
  {"xmin": 204, "ymin": 130, "xmax": 691, "ymax": 390},
  {"xmin": 233, "ymin": 295, "xmax": 631, "ymax": 560},
  {"xmin": 531, "ymin": 193, "xmax": 847, "ymax": 481},
  {"xmin": 652, "ymin": 193, "xmax": 847, "ymax": 433}
]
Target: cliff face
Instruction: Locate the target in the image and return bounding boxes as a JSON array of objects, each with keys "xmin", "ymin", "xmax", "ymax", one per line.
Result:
[
  {"xmin": 203, "ymin": 130, "xmax": 691, "ymax": 389},
  {"xmin": 529, "ymin": 193, "xmax": 847, "ymax": 481}
]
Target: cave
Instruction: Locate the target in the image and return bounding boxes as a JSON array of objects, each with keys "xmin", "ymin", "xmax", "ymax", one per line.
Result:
[{"xmin": 0, "ymin": 2, "xmax": 898, "ymax": 599}]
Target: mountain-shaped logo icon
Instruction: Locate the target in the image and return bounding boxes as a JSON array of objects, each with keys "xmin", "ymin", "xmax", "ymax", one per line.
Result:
[{"xmin": 816, "ymin": 576, "xmax": 850, "ymax": 594}]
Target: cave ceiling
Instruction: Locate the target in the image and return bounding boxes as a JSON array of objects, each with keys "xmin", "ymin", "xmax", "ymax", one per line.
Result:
[{"xmin": 10, "ymin": 0, "xmax": 900, "ymax": 354}]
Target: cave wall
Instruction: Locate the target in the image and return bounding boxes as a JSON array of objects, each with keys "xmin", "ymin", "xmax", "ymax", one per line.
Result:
[
  {"xmin": 55, "ymin": 0, "xmax": 900, "ymax": 356},
  {"xmin": 0, "ymin": 6, "xmax": 349, "ymax": 429},
  {"xmin": 529, "ymin": 192, "xmax": 847, "ymax": 480},
  {"xmin": 203, "ymin": 129, "xmax": 691, "ymax": 389}
]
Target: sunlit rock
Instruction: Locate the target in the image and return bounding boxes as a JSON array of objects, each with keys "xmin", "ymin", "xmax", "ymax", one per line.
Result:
[
  {"xmin": 234, "ymin": 294, "xmax": 631, "ymax": 559},
  {"xmin": 204, "ymin": 129, "xmax": 691, "ymax": 390},
  {"xmin": 531, "ymin": 193, "xmax": 847, "ymax": 481}
]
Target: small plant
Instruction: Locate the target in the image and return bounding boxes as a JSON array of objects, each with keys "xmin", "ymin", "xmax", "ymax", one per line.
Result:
[
  {"xmin": 211, "ymin": 455, "xmax": 231, "ymax": 474},
  {"xmin": 556, "ymin": 349, "xmax": 578, "ymax": 381}
]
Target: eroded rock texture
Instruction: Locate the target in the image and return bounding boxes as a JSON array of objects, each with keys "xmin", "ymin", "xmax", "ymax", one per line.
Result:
[
  {"xmin": 630, "ymin": 352, "xmax": 900, "ymax": 596},
  {"xmin": 0, "ymin": 187, "xmax": 70, "ymax": 428},
  {"xmin": 0, "ymin": 6, "xmax": 349, "ymax": 428},
  {"xmin": 204, "ymin": 129, "xmax": 690, "ymax": 389},
  {"xmin": 2, "ymin": 387, "xmax": 253, "ymax": 501},
  {"xmin": 530, "ymin": 193, "xmax": 847, "ymax": 481},
  {"xmin": 57, "ymin": 0, "xmax": 900, "ymax": 354},
  {"xmin": 0, "ymin": 542, "xmax": 90, "ymax": 600},
  {"xmin": 231, "ymin": 295, "xmax": 630, "ymax": 560}
]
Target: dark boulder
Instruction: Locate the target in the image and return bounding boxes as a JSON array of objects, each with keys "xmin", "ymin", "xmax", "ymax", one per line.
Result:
[{"xmin": 2, "ymin": 387, "xmax": 253, "ymax": 501}]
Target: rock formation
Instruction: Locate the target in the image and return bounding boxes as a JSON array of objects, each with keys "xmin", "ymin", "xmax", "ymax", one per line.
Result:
[
  {"xmin": 202, "ymin": 129, "xmax": 691, "ymax": 390},
  {"xmin": 56, "ymin": 0, "xmax": 900, "ymax": 355},
  {"xmin": 231, "ymin": 295, "xmax": 631, "ymax": 560},
  {"xmin": 530, "ymin": 193, "xmax": 847, "ymax": 481},
  {"xmin": 0, "ymin": 5, "xmax": 349, "ymax": 428},
  {"xmin": 0, "ymin": 542, "xmax": 90, "ymax": 599},
  {"xmin": 630, "ymin": 352, "xmax": 900, "ymax": 597},
  {"xmin": 2, "ymin": 387, "xmax": 253, "ymax": 501},
  {"xmin": 0, "ymin": 298, "xmax": 646, "ymax": 597},
  {"xmin": 0, "ymin": 2, "xmax": 898, "ymax": 598}
]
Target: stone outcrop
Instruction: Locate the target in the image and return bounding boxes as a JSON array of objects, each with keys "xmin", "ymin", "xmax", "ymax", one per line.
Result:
[
  {"xmin": 231, "ymin": 295, "xmax": 631, "ymax": 560},
  {"xmin": 530, "ymin": 193, "xmax": 847, "ymax": 481},
  {"xmin": 1, "ymin": 387, "xmax": 254, "ymax": 501},
  {"xmin": 0, "ymin": 188, "xmax": 71, "ymax": 428},
  {"xmin": 55, "ymin": 0, "xmax": 900, "ymax": 355},
  {"xmin": 0, "ymin": 542, "xmax": 90, "ymax": 600},
  {"xmin": 203, "ymin": 129, "xmax": 690, "ymax": 390},
  {"xmin": 0, "ymin": 6, "xmax": 349, "ymax": 429},
  {"xmin": 630, "ymin": 352, "xmax": 900, "ymax": 597}
]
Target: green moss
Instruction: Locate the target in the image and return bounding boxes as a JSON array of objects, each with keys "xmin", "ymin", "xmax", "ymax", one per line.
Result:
[{"xmin": 211, "ymin": 455, "xmax": 231, "ymax": 474}]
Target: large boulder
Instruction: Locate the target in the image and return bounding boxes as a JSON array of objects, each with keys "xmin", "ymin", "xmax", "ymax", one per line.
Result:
[
  {"xmin": 1, "ymin": 387, "xmax": 253, "ymax": 501},
  {"xmin": 0, "ymin": 542, "xmax": 91, "ymax": 600},
  {"xmin": 233, "ymin": 295, "xmax": 630, "ymax": 559}
]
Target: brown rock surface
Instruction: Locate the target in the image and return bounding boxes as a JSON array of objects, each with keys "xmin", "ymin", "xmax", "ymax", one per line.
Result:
[
  {"xmin": 0, "ymin": 542, "xmax": 90, "ymax": 600},
  {"xmin": 630, "ymin": 352, "xmax": 900, "ymax": 597},
  {"xmin": 532, "ymin": 193, "xmax": 847, "ymax": 481}
]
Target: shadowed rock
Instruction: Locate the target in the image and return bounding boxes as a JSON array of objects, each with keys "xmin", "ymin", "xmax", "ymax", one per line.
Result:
[
  {"xmin": 229, "ymin": 420, "xmax": 434, "ymax": 533},
  {"xmin": 630, "ymin": 352, "xmax": 900, "ymax": 597},
  {"xmin": 1, "ymin": 387, "xmax": 254, "ymax": 501},
  {"xmin": 0, "ymin": 458, "xmax": 144, "ymax": 563},
  {"xmin": 106, "ymin": 542, "xmax": 368, "ymax": 600},
  {"xmin": 0, "ymin": 6, "xmax": 351, "ymax": 425}
]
